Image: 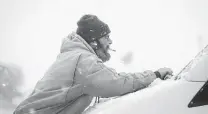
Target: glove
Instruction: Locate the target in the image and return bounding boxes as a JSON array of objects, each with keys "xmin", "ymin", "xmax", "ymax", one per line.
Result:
[{"xmin": 154, "ymin": 67, "xmax": 173, "ymax": 80}]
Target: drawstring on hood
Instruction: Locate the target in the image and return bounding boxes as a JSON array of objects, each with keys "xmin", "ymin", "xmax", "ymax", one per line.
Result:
[{"xmin": 94, "ymin": 96, "xmax": 100, "ymax": 104}]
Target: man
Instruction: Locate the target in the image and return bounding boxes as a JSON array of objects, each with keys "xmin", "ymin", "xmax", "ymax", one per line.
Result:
[{"xmin": 14, "ymin": 14, "xmax": 173, "ymax": 114}]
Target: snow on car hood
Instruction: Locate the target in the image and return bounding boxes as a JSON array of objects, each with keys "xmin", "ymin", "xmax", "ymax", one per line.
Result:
[{"xmin": 177, "ymin": 45, "xmax": 208, "ymax": 82}]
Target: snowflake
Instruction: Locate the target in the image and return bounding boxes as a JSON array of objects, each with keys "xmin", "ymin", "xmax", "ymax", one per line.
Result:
[
  {"xmin": 77, "ymin": 68, "xmax": 83, "ymax": 75},
  {"xmin": 29, "ymin": 108, "xmax": 35, "ymax": 113},
  {"xmin": 2, "ymin": 83, "xmax": 6, "ymax": 87}
]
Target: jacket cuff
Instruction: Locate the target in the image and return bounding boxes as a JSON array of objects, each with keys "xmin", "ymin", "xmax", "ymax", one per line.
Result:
[{"xmin": 154, "ymin": 71, "xmax": 162, "ymax": 79}]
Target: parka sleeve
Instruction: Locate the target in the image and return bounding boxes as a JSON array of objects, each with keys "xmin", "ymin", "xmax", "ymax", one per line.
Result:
[{"xmin": 77, "ymin": 54, "xmax": 157, "ymax": 98}]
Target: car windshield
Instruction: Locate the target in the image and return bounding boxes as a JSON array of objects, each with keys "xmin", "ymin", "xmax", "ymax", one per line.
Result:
[{"xmin": 176, "ymin": 45, "xmax": 208, "ymax": 80}]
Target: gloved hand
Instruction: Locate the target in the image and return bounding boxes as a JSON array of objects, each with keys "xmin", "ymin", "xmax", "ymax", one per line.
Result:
[{"xmin": 154, "ymin": 68, "xmax": 173, "ymax": 80}]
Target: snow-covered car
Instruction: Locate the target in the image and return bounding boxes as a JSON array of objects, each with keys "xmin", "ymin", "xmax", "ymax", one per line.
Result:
[{"xmin": 84, "ymin": 45, "xmax": 208, "ymax": 114}]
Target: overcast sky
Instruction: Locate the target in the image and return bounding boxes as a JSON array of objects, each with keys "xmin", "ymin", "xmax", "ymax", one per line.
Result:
[{"xmin": 0, "ymin": 0, "xmax": 208, "ymax": 91}]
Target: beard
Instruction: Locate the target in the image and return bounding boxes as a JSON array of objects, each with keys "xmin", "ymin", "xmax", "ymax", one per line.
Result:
[{"xmin": 95, "ymin": 45, "xmax": 111, "ymax": 62}]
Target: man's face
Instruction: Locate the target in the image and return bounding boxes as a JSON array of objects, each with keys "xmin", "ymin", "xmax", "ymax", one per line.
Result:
[{"xmin": 96, "ymin": 34, "xmax": 112, "ymax": 62}]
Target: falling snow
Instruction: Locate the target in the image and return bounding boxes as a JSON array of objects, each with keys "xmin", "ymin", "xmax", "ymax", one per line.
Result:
[
  {"xmin": 2, "ymin": 83, "xmax": 6, "ymax": 87},
  {"xmin": 29, "ymin": 108, "xmax": 35, "ymax": 113}
]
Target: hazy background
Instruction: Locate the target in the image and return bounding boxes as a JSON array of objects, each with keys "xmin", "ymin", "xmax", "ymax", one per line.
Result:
[{"xmin": 0, "ymin": 0, "xmax": 208, "ymax": 99}]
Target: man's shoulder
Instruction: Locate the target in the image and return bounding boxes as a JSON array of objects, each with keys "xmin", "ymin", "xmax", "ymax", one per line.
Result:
[{"xmin": 79, "ymin": 51, "xmax": 102, "ymax": 63}]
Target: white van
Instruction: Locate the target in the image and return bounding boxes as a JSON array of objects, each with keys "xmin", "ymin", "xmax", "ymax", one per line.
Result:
[{"xmin": 85, "ymin": 45, "xmax": 208, "ymax": 114}]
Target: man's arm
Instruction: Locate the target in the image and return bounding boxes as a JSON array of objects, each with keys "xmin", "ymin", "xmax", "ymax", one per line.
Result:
[{"xmin": 76, "ymin": 54, "xmax": 157, "ymax": 98}]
